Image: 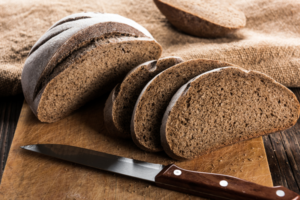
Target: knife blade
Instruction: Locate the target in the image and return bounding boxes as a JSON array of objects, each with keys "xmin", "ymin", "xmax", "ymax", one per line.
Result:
[{"xmin": 21, "ymin": 144, "xmax": 300, "ymax": 200}]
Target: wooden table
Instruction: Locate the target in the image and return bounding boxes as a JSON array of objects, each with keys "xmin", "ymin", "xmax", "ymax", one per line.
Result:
[{"xmin": 1, "ymin": 89, "xmax": 300, "ymax": 195}]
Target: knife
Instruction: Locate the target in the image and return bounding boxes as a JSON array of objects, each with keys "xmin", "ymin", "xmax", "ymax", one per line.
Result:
[{"xmin": 21, "ymin": 144, "xmax": 300, "ymax": 200}]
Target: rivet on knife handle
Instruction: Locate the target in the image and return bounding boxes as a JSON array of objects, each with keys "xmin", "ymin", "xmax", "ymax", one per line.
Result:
[{"xmin": 155, "ymin": 164, "xmax": 300, "ymax": 200}]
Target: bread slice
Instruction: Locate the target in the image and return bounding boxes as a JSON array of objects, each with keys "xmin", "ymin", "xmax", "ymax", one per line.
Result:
[
  {"xmin": 21, "ymin": 13, "xmax": 162, "ymax": 123},
  {"xmin": 131, "ymin": 59, "xmax": 236, "ymax": 152},
  {"xmin": 161, "ymin": 67, "xmax": 300, "ymax": 160},
  {"xmin": 153, "ymin": 0, "xmax": 246, "ymax": 38},
  {"xmin": 104, "ymin": 56, "xmax": 183, "ymax": 138}
]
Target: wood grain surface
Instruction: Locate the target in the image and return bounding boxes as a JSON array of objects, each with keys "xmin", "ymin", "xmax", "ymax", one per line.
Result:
[
  {"xmin": 262, "ymin": 88, "xmax": 300, "ymax": 194},
  {"xmin": 0, "ymin": 95, "xmax": 272, "ymax": 199}
]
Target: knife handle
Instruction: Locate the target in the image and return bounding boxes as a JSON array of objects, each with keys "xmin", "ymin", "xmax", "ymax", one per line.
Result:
[{"xmin": 155, "ymin": 164, "xmax": 300, "ymax": 200}]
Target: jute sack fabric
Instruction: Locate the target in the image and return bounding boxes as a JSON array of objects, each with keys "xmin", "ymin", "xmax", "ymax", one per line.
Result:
[{"xmin": 0, "ymin": 0, "xmax": 300, "ymax": 96}]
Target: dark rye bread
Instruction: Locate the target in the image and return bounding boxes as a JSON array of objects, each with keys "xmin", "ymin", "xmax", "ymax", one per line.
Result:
[
  {"xmin": 161, "ymin": 67, "xmax": 300, "ymax": 160},
  {"xmin": 131, "ymin": 59, "xmax": 236, "ymax": 152},
  {"xmin": 104, "ymin": 56, "xmax": 183, "ymax": 138},
  {"xmin": 153, "ymin": 0, "xmax": 246, "ymax": 38},
  {"xmin": 22, "ymin": 12, "xmax": 162, "ymax": 123}
]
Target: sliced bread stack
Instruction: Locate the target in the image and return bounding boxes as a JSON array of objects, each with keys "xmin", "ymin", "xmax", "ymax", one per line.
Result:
[
  {"xmin": 104, "ymin": 56, "xmax": 183, "ymax": 138},
  {"xmin": 22, "ymin": 12, "xmax": 162, "ymax": 123},
  {"xmin": 131, "ymin": 59, "xmax": 236, "ymax": 152},
  {"xmin": 108, "ymin": 58, "xmax": 300, "ymax": 160}
]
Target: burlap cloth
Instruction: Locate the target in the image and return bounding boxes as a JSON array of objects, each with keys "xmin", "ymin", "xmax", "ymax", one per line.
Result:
[{"xmin": 1, "ymin": 0, "xmax": 300, "ymax": 96}]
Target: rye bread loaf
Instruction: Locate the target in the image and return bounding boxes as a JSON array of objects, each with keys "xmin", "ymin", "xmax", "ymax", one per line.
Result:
[
  {"xmin": 161, "ymin": 67, "xmax": 300, "ymax": 160},
  {"xmin": 131, "ymin": 59, "xmax": 236, "ymax": 152},
  {"xmin": 153, "ymin": 0, "xmax": 246, "ymax": 38},
  {"xmin": 21, "ymin": 12, "xmax": 162, "ymax": 123},
  {"xmin": 104, "ymin": 56, "xmax": 183, "ymax": 138}
]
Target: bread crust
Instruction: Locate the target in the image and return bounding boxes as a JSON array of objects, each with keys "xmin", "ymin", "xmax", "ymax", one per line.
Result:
[
  {"xmin": 153, "ymin": 0, "xmax": 246, "ymax": 38},
  {"xmin": 21, "ymin": 13, "xmax": 162, "ymax": 122},
  {"xmin": 161, "ymin": 67, "xmax": 300, "ymax": 160},
  {"xmin": 104, "ymin": 84, "xmax": 126, "ymax": 138}
]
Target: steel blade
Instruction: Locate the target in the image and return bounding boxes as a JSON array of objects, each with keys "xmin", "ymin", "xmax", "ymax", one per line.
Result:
[{"xmin": 21, "ymin": 144, "xmax": 164, "ymax": 182}]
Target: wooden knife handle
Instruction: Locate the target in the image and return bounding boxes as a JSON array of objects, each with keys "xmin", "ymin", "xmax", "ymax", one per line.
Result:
[{"xmin": 155, "ymin": 164, "xmax": 300, "ymax": 200}]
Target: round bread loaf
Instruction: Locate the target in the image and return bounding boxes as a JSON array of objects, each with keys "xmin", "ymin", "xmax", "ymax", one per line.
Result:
[
  {"xmin": 131, "ymin": 59, "xmax": 236, "ymax": 152},
  {"xmin": 104, "ymin": 56, "xmax": 183, "ymax": 138},
  {"xmin": 161, "ymin": 67, "xmax": 300, "ymax": 160},
  {"xmin": 22, "ymin": 12, "xmax": 162, "ymax": 123},
  {"xmin": 153, "ymin": 0, "xmax": 246, "ymax": 38}
]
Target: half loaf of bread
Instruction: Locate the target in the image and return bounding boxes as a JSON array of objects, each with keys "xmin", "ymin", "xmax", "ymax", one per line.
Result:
[
  {"xmin": 153, "ymin": 0, "xmax": 246, "ymax": 38},
  {"xmin": 104, "ymin": 56, "xmax": 183, "ymax": 138},
  {"xmin": 22, "ymin": 12, "xmax": 162, "ymax": 123},
  {"xmin": 161, "ymin": 67, "xmax": 300, "ymax": 160},
  {"xmin": 131, "ymin": 59, "xmax": 235, "ymax": 152}
]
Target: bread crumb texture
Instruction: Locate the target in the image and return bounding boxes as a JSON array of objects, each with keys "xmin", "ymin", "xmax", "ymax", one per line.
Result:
[
  {"xmin": 37, "ymin": 37, "xmax": 161, "ymax": 122},
  {"xmin": 163, "ymin": 67, "xmax": 300, "ymax": 160}
]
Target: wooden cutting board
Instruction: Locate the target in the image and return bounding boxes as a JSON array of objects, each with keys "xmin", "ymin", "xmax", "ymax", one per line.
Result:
[{"xmin": 0, "ymin": 96, "xmax": 273, "ymax": 199}]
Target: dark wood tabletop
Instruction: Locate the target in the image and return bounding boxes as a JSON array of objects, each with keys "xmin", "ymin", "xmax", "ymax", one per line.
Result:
[{"xmin": 1, "ymin": 89, "xmax": 300, "ymax": 195}]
